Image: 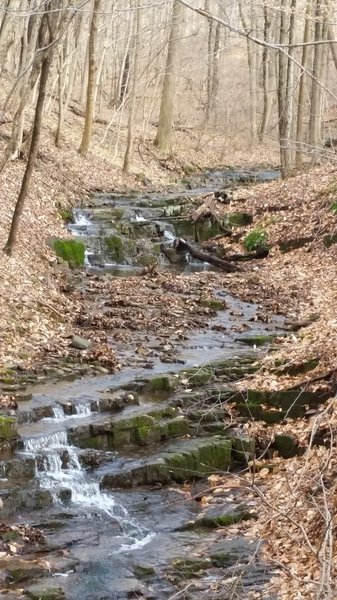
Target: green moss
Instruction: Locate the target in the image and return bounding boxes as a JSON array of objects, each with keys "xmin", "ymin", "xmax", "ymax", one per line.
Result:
[
  {"xmin": 323, "ymin": 233, "xmax": 337, "ymax": 248},
  {"xmin": 103, "ymin": 235, "xmax": 124, "ymax": 262},
  {"xmin": 148, "ymin": 376, "xmax": 175, "ymax": 393},
  {"xmin": 199, "ymin": 298, "xmax": 225, "ymax": 310},
  {"xmin": 182, "ymin": 164, "xmax": 197, "ymax": 174},
  {"xmin": 226, "ymin": 212, "xmax": 253, "ymax": 227},
  {"xmin": 0, "ymin": 415, "xmax": 17, "ymax": 439},
  {"xmin": 236, "ymin": 387, "xmax": 328, "ymax": 422},
  {"xmin": 243, "ymin": 227, "xmax": 268, "ymax": 251},
  {"xmin": 183, "ymin": 366, "xmax": 213, "ymax": 387},
  {"xmin": 195, "ymin": 220, "xmax": 225, "ymax": 242},
  {"xmin": 274, "ymin": 357, "xmax": 319, "ymax": 376},
  {"xmin": 135, "ymin": 254, "xmax": 158, "ymax": 267},
  {"xmin": 188, "ymin": 511, "xmax": 252, "ymax": 529},
  {"xmin": 59, "ymin": 208, "xmax": 73, "ymax": 223},
  {"xmin": 171, "ymin": 557, "xmax": 211, "ymax": 579},
  {"xmin": 109, "ymin": 208, "xmax": 124, "ymax": 219},
  {"xmin": 52, "ymin": 238, "xmax": 85, "ymax": 267},
  {"xmin": 232, "ymin": 435, "xmax": 255, "ymax": 462},
  {"xmin": 273, "ymin": 434, "xmax": 299, "ymax": 458},
  {"xmin": 166, "ymin": 418, "xmax": 189, "ymax": 437},
  {"xmin": 236, "ymin": 334, "xmax": 276, "ymax": 346},
  {"xmin": 134, "ymin": 423, "xmax": 162, "ymax": 445}
]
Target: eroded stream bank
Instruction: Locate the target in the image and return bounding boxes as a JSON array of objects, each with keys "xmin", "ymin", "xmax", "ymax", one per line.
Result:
[{"xmin": 2, "ymin": 166, "xmax": 323, "ymax": 600}]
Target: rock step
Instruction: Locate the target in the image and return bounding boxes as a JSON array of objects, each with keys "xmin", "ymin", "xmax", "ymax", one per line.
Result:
[
  {"xmin": 16, "ymin": 387, "xmax": 140, "ymax": 424},
  {"xmin": 100, "ymin": 435, "xmax": 233, "ymax": 488},
  {"xmin": 68, "ymin": 403, "xmax": 189, "ymax": 450}
]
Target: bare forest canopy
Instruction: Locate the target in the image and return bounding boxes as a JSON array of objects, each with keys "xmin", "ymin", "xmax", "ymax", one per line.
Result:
[{"xmin": 1, "ymin": 0, "xmax": 337, "ymax": 252}]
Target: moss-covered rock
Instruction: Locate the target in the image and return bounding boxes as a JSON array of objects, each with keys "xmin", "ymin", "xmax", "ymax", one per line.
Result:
[
  {"xmin": 0, "ymin": 415, "xmax": 17, "ymax": 439},
  {"xmin": 199, "ymin": 297, "xmax": 226, "ymax": 310},
  {"xmin": 51, "ymin": 238, "xmax": 85, "ymax": 267},
  {"xmin": 102, "ymin": 436, "xmax": 233, "ymax": 488},
  {"xmin": 273, "ymin": 357, "xmax": 319, "ymax": 376},
  {"xmin": 26, "ymin": 584, "xmax": 65, "ymax": 600},
  {"xmin": 236, "ymin": 388, "xmax": 329, "ymax": 422},
  {"xmin": 59, "ymin": 208, "xmax": 73, "ymax": 223},
  {"xmin": 226, "ymin": 212, "xmax": 253, "ymax": 227},
  {"xmin": 134, "ymin": 253, "xmax": 158, "ymax": 267},
  {"xmin": 235, "ymin": 334, "xmax": 277, "ymax": 346},
  {"xmin": 183, "ymin": 509, "xmax": 253, "ymax": 530},
  {"xmin": 273, "ymin": 434, "xmax": 299, "ymax": 458},
  {"xmin": 231, "ymin": 435, "xmax": 255, "ymax": 462},
  {"xmin": 147, "ymin": 375, "xmax": 177, "ymax": 393},
  {"xmin": 279, "ymin": 236, "xmax": 314, "ymax": 252},
  {"xmin": 171, "ymin": 557, "xmax": 211, "ymax": 580},
  {"xmin": 323, "ymin": 233, "xmax": 337, "ymax": 248},
  {"xmin": 0, "ymin": 559, "xmax": 48, "ymax": 584},
  {"xmin": 103, "ymin": 235, "xmax": 124, "ymax": 262}
]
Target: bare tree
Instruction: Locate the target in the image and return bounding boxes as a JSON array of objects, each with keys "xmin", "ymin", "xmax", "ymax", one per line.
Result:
[
  {"xmin": 78, "ymin": 0, "xmax": 102, "ymax": 155},
  {"xmin": 296, "ymin": 0, "xmax": 313, "ymax": 168},
  {"xmin": 259, "ymin": 3, "xmax": 274, "ymax": 143},
  {"xmin": 3, "ymin": 8, "xmax": 54, "ymax": 255},
  {"xmin": 154, "ymin": 0, "xmax": 183, "ymax": 154},
  {"xmin": 123, "ymin": 0, "xmax": 141, "ymax": 174}
]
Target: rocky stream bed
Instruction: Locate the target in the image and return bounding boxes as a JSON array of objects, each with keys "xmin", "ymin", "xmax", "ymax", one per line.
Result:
[{"xmin": 1, "ymin": 167, "xmax": 327, "ymax": 600}]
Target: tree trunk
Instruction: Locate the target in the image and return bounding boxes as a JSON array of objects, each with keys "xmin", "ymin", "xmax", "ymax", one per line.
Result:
[
  {"xmin": 3, "ymin": 24, "xmax": 52, "ymax": 255},
  {"xmin": 210, "ymin": 21, "xmax": 221, "ymax": 127},
  {"xmin": 205, "ymin": 0, "xmax": 214, "ymax": 125},
  {"xmin": 78, "ymin": 0, "xmax": 102, "ymax": 155},
  {"xmin": 0, "ymin": 0, "xmax": 21, "ymax": 74},
  {"xmin": 55, "ymin": 30, "xmax": 70, "ymax": 148},
  {"xmin": 154, "ymin": 0, "xmax": 182, "ymax": 154},
  {"xmin": 308, "ymin": 0, "xmax": 326, "ymax": 155},
  {"xmin": 259, "ymin": 4, "xmax": 273, "ymax": 143},
  {"xmin": 283, "ymin": 0, "xmax": 297, "ymax": 173},
  {"xmin": 239, "ymin": 1, "xmax": 257, "ymax": 141},
  {"xmin": 296, "ymin": 0, "xmax": 312, "ymax": 168},
  {"xmin": 278, "ymin": 0, "xmax": 291, "ymax": 178},
  {"xmin": 328, "ymin": 24, "xmax": 337, "ymax": 71},
  {"xmin": 123, "ymin": 0, "xmax": 141, "ymax": 174}
]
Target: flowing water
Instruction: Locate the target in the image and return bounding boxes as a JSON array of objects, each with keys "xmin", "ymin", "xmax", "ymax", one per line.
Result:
[{"xmin": 2, "ymin": 168, "xmax": 281, "ymax": 599}]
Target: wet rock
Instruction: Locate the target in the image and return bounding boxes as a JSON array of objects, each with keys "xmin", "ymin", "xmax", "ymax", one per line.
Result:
[
  {"xmin": 235, "ymin": 334, "xmax": 277, "ymax": 347},
  {"xmin": 133, "ymin": 564, "xmax": 156, "ymax": 579},
  {"xmin": 57, "ymin": 488, "xmax": 72, "ymax": 503},
  {"xmin": 70, "ymin": 336, "xmax": 92, "ymax": 350},
  {"xmin": 2, "ymin": 456, "xmax": 35, "ymax": 480},
  {"xmin": 147, "ymin": 375, "xmax": 178, "ymax": 393},
  {"xmin": 0, "ymin": 486, "xmax": 52, "ymax": 517},
  {"xmin": 231, "ymin": 434, "xmax": 255, "ymax": 463},
  {"xmin": 101, "ymin": 436, "xmax": 233, "ymax": 488},
  {"xmin": 0, "ymin": 558, "xmax": 48, "ymax": 583},
  {"xmin": 181, "ymin": 504, "xmax": 253, "ymax": 530},
  {"xmin": 26, "ymin": 584, "xmax": 65, "ymax": 600},
  {"xmin": 208, "ymin": 537, "xmax": 260, "ymax": 567},
  {"xmin": 171, "ymin": 557, "xmax": 212, "ymax": 580}
]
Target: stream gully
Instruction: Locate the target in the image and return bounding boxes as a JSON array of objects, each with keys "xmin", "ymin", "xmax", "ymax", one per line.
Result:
[{"xmin": 3, "ymin": 168, "xmax": 281, "ymax": 599}]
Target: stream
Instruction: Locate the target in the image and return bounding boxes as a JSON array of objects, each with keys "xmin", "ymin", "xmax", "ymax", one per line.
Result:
[{"xmin": 1, "ymin": 168, "xmax": 281, "ymax": 600}]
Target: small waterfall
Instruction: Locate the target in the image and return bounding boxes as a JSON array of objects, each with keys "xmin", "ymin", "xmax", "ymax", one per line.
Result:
[
  {"xmin": 73, "ymin": 210, "xmax": 91, "ymax": 228},
  {"xmin": 22, "ymin": 429, "xmax": 150, "ymax": 545},
  {"xmin": 163, "ymin": 229, "xmax": 176, "ymax": 243},
  {"xmin": 52, "ymin": 406, "xmax": 64, "ymax": 419},
  {"xmin": 75, "ymin": 402, "xmax": 91, "ymax": 416}
]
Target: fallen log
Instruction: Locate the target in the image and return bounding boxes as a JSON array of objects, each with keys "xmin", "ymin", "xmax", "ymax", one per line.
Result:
[
  {"xmin": 226, "ymin": 247, "xmax": 269, "ymax": 261},
  {"xmin": 173, "ymin": 239, "xmax": 241, "ymax": 272}
]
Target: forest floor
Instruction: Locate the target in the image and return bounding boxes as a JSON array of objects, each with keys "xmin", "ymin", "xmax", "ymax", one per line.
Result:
[{"xmin": 1, "ymin": 93, "xmax": 337, "ymax": 598}]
